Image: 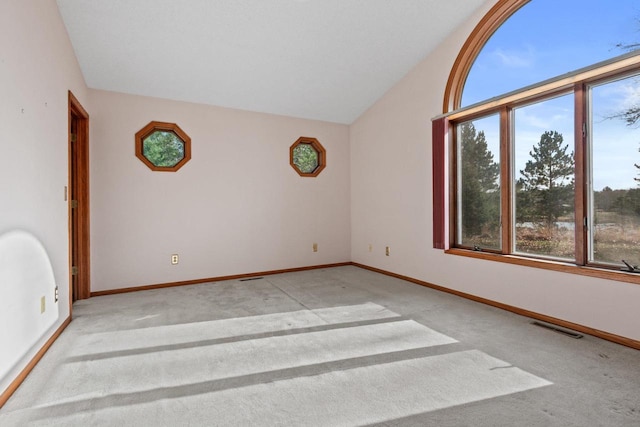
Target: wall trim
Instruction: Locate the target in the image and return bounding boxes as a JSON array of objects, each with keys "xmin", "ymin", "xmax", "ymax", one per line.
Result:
[
  {"xmin": 0, "ymin": 317, "xmax": 72, "ymax": 409},
  {"xmin": 90, "ymin": 262, "xmax": 353, "ymax": 297},
  {"xmin": 352, "ymin": 262, "xmax": 640, "ymax": 351}
]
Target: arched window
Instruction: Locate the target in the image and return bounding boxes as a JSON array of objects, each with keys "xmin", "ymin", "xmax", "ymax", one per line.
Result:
[
  {"xmin": 445, "ymin": 0, "xmax": 640, "ymax": 112},
  {"xmin": 435, "ymin": 0, "xmax": 640, "ymax": 284}
]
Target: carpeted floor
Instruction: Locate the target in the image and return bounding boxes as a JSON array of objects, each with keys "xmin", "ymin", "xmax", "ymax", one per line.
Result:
[{"xmin": 1, "ymin": 266, "xmax": 638, "ymax": 426}]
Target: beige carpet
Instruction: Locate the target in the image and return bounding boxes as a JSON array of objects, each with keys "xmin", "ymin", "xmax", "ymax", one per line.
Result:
[{"xmin": 1, "ymin": 266, "xmax": 638, "ymax": 426}]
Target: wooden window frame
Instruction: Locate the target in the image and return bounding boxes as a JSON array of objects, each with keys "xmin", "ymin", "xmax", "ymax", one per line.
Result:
[
  {"xmin": 436, "ymin": 0, "xmax": 640, "ymax": 285},
  {"xmin": 135, "ymin": 121, "xmax": 191, "ymax": 172},
  {"xmin": 290, "ymin": 136, "xmax": 326, "ymax": 177}
]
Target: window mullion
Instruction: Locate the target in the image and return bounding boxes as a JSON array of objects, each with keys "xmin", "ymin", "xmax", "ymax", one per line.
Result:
[
  {"xmin": 500, "ymin": 107, "xmax": 512, "ymax": 254},
  {"xmin": 574, "ymin": 83, "xmax": 588, "ymax": 266}
]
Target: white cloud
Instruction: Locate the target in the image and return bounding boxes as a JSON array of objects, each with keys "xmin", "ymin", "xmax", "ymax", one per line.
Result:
[
  {"xmin": 593, "ymin": 75, "xmax": 640, "ymax": 116},
  {"xmin": 490, "ymin": 45, "xmax": 535, "ymax": 68},
  {"xmin": 515, "ymin": 108, "xmax": 572, "ymax": 133},
  {"xmin": 617, "ymin": 78, "xmax": 640, "ymax": 109}
]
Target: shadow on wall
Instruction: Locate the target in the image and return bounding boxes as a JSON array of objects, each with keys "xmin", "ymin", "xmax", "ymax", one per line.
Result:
[{"xmin": 0, "ymin": 230, "xmax": 59, "ymax": 381}]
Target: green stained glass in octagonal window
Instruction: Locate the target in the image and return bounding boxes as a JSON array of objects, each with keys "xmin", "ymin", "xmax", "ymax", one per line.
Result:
[
  {"xmin": 142, "ymin": 131, "xmax": 185, "ymax": 168},
  {"xmin": 293, "ymin": 143, "xmax": 319, "ymax": 174}
]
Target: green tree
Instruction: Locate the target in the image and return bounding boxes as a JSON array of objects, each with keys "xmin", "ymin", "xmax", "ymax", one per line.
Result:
[
  {"xmin": 143, "ymin": 131, "xmax": 185, "ymax": 167},
  {"xmin": 612, "ymin": 188, "xmax": 640, "ymax": 215},
  {"xmin": 293, "ymin": 144, "xmax": 318, "ymax": 173},
  {"xmin": 594, "ymin": 186, "xmax": 617, "ymax": 211},
  {"xmin": 459, "ymin": 122, "xmax": 500, "ymax": 239},
  {"xmin": 517, "ymin": 131, "xmax": 575, "ymax": 227}
]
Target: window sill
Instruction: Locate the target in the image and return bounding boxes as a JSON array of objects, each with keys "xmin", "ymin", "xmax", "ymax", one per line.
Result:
[{"xmin": 445, "ymin": 248, "xmax": 640, "ymax": 286}]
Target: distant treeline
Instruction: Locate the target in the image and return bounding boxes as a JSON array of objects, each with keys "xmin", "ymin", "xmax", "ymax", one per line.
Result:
[{"xmin": 594, "ymin": 187, "xmax": 640, "ymax": 216}]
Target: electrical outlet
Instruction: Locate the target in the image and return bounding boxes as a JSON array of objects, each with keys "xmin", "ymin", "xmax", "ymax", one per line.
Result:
[
  {"xmin": 368, "ymin": 244, "xmax": 373, "ymax": 252},
  {"xmin": 40, "ymin": 296, "xmax": 46, "ymax": 313},
  {"xmin": 313, "ymin": 243, "xmax": 318, "ymax": 252},
  {"xmin": 54, "ymin": 285, "xmax": 59, "ymax": 302},
  {"xmin": 385, "ymin": 246, "xmax": 390, "ymax": 256},
  {"xmin": 171, "ymin": 254, "xmax": 179, "ymax": 265}
]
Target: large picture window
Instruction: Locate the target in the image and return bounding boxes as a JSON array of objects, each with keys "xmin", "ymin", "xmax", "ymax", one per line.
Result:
[
  {"xmin": 448, "ymin": 61, "xmax": 640, "ymax": 274},
  {"xmin": 439, "ymin": 0, "xmax": 640, "ymax": 281}
]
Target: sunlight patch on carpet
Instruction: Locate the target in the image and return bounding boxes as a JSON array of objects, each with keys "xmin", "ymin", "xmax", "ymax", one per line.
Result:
[
  {"xmin": 71, "ymin": 302, "xmax": 400, "ymax": 356},
  {"xmin": 0, "ymin": 302, "xmax": 552, "ymax": 426},
  {"xmin": 33, "ymin": 319, "xmax": 456, "ymax": 406},
  {"xmin": 8, "ymin": 350, "xmax": 551, "ymax": 426}
]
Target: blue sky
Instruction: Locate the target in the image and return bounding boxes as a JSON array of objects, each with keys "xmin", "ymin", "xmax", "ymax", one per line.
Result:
[{"xmin": 462, "ymin": 0, "xmax": 640, "ymax": 191}]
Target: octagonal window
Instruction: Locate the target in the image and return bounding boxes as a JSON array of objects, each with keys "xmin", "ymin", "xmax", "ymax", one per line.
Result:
[
  {"xmin": 135, "ymin": 121, "xmax": 191, "ymax": 172},
  {"xmin": 290, "ymin": 137, "xmax": 326, "ymax": 177}
]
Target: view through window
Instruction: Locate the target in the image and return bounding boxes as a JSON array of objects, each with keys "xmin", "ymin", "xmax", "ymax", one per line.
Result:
[
  {"xmin": 142, "ymin": 130, "xmax": 186, "ymax": 168},
  {"xmin": 590, "ymin": 74, "xmax": 640, "ymax": 266},
  {"xmin": 513, "ymin": 94, "xmax": 575, "ymax": 260},
  {"xmin": 450, "ymin": 0, "xmax": 640, "ymax": 272}
]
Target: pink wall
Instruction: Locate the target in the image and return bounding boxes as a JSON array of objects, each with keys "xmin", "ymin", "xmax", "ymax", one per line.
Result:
[
  {"xmin": 350, "ymin": 1, "xmax": 640, "ymax": 341},
  {"xmin": 0, "ymin": 0, "xmax": 88, "ymax": 393},
  {"xmin": 88, "ymin": 90, "xmax": 351, "ymax": 291}
]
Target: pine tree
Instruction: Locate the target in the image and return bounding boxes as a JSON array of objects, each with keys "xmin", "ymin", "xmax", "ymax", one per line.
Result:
[
  {"xmin": 517, "ymin": 131, "xmax": 574, "ymax": 227},
  {"xmin": 459, "ymin": 122, "xmax": 500, "ymax": 239}
]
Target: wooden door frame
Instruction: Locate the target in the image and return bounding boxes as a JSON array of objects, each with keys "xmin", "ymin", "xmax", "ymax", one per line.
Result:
[{"xmin": 68, "ymin": 91, "xmax": 90, "ymax": 307}]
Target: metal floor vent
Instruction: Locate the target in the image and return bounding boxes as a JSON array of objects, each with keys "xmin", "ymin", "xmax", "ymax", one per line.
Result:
[
  {"xmin": 239, "ymin": 277, "xmax": 264, "ymax": 282},
  {"xmin": 531, "ymin": 321, "xmax": 583, "ymax": 339}
]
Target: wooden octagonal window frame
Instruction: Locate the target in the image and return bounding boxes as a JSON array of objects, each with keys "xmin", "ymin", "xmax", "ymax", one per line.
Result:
[
  {"xmin": 135, "ymin": 121, "xmax": 191, "ymax": 172},
  {"xmin": 289, "ymin": 136, "xmax": 326, "ymax": 177}
]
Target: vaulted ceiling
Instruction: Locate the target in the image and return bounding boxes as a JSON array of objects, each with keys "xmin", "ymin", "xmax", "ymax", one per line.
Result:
[{"xmin": 57, "ymin": 0, "xmax": 488, "ymax": 124}]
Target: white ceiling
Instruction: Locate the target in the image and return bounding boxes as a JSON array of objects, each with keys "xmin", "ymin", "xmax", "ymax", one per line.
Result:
[{"xmin": 56, "ymin": 0, "xmax": 487, "ymax": 124}]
